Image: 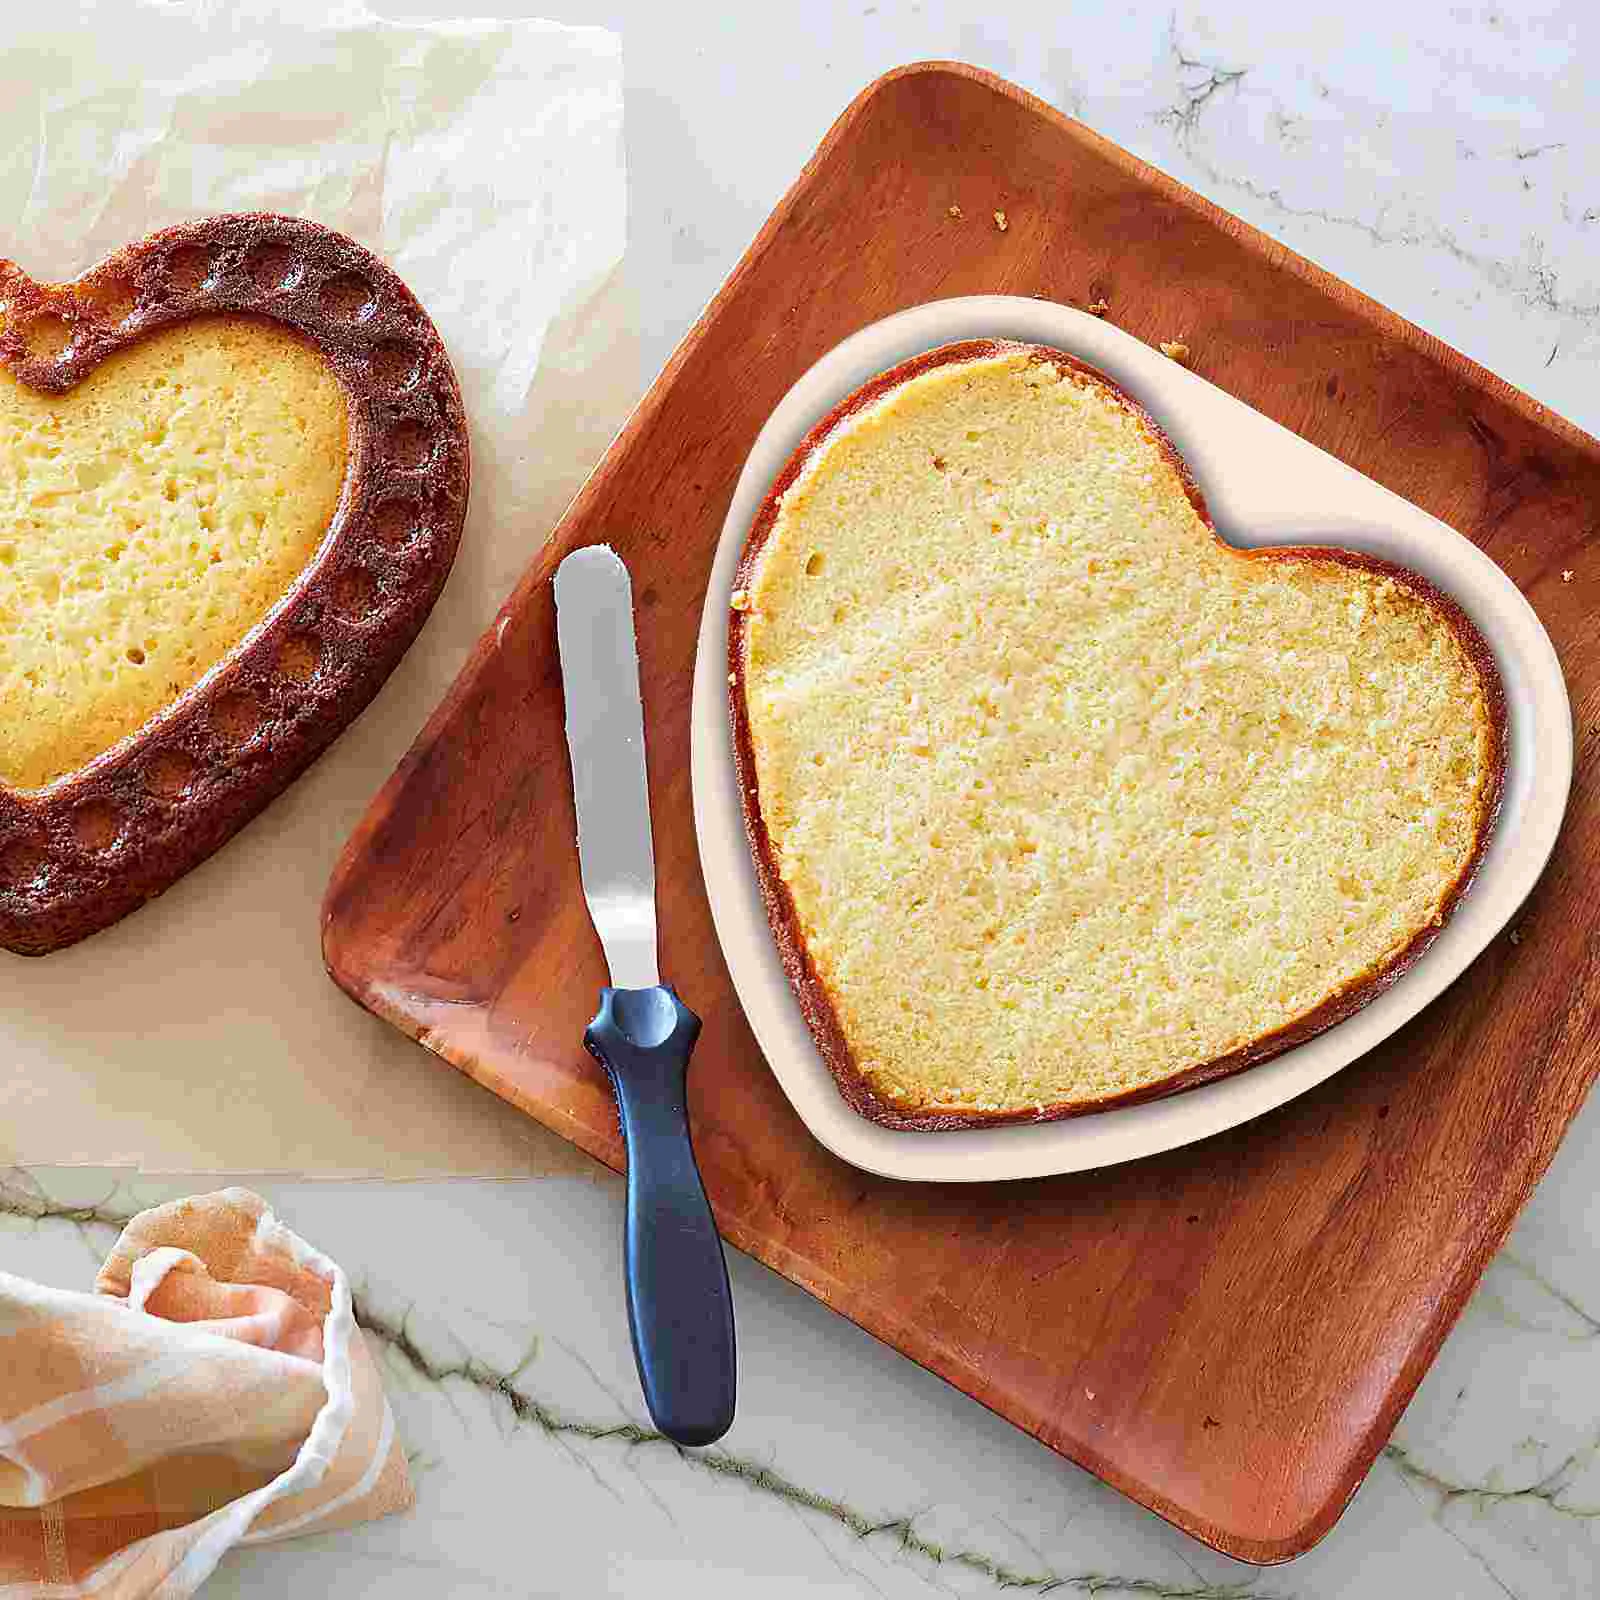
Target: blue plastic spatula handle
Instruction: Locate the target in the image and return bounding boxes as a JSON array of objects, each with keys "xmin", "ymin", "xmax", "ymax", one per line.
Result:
[{"xmin": 584, "ymin": 984, "xmax": 736, "ymax": 1446}]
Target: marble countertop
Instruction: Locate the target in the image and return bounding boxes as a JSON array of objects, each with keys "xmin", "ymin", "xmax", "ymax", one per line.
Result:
[{"xmin": 10, "ymin": 1, "xmax": 1598, "ymax": 1595}]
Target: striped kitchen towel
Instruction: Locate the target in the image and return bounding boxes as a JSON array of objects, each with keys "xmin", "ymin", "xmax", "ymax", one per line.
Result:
[{"xmin": 0, "ymin": 1189, "xmax": 412, "ymax": 1597}]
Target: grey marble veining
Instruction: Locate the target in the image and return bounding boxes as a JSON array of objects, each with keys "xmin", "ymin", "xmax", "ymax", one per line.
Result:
[
  {"xmin": 7, "ymin": 1148, "xmax": 1600, "ymax": 1598},
  {"xmin": 579, "ymin": 0, "xmax": 1597, "ymax": 439}
]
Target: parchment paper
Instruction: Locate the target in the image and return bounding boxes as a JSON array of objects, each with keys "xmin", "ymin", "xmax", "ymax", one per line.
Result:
[{"xmin": 0, "ymin": 0, "xmax": 639, "ymax": 1175}]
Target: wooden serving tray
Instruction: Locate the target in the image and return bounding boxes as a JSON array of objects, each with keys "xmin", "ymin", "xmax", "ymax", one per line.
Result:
[{"xmin": 324, "ymin": 64, "xmax": 1599, "ymax": 1561}]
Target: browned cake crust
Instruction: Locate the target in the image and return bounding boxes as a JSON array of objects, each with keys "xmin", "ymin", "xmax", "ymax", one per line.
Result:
[
  {"xmin": 0, "ymin": 214, "xmax": 469, "ymax": 955},
  {"xmin": 728, "ymin": 339, "xmax": 1508, "ymax": 1131}
]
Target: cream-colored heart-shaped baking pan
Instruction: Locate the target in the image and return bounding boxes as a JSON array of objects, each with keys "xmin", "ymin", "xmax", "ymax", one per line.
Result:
[{"xmin": 691, "ymin": 296, "xmax": 1570, "ymax": 1182}]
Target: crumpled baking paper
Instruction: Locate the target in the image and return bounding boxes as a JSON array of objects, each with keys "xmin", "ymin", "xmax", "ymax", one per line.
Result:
[{"xmin": 0, "ymin": 0, "xmax": 637, "ymax": 1176}]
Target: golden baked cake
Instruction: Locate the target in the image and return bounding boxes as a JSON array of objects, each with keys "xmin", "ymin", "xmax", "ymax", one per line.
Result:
[
  {"xmin": 0, "ymin": 318, "xmax": 347, "ymax": 790},
  {"xmin": 729, "ymin": 340, "xmax": 1504, "ymax": 1128},
  {"xmin": 0, "ymin": 215, "xmax": 470, "ymax": 955}
]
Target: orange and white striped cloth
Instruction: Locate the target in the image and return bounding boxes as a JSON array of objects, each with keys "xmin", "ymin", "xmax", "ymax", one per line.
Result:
[{"xmin": 0, "ymin": 1188, "xmax": 412, "ymax": 1597}]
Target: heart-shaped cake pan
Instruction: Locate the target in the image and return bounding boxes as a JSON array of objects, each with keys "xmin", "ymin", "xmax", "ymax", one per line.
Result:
[
  {"xmin": 693, "ymin": 295, "xmax": 1570, "ymax": 1182},
  {"xmin": 0, "ymin": 214, "xmax": 469, "ymax": 954}
]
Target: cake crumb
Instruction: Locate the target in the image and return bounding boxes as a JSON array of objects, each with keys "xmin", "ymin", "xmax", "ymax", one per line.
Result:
[
  {"xmin": 739, "ymin": 348, "xmax": 1493, "ymax": 1125},
  {"xmin": 948, "ymin": 203, "xmax": 963, "ymax": 219},
  {"xmin": 1159, "ymin": 340, "xmax": 1191, "ymax": 365},
  {"xmin": 1087, "ymin": 298, "xmax": 1110, "ymax": 316},
  {"xmin": 993, "ymin": 209, "xmax": 1008, "ymax": 232},
  {"xmin": 1562, "ymin": 569, "xmax": 1574, "ymax": 582},
  {"xmin": 730, "ymin": 589, "xmax": 751, "ymax": 612},
  {"xmin": 727, "ymin": 672, "xmax": 737, "ymax": 686}
]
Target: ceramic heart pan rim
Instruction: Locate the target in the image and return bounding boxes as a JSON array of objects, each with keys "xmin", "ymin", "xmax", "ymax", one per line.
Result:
[
  {"xmin": 690, "ymin": 295, "xmax": 1572, "ymax": 1183},
  {"xmin": 0, "ymin": 214, "xmax": 469, "ymax": 955}
]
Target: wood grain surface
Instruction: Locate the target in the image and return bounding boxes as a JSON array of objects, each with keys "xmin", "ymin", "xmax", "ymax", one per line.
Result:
[{"xmin": 322, "ymin": 63, "xmax": 1600, "ymax": 1562}]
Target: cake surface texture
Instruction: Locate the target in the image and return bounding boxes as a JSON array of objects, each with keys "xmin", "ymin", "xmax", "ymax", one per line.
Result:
[
  {"xmin": 0, "ymin": 214, "xmax": 470, "ymax": 955},
  {"xmin": 729, "ymin": 341, "xmax": 1504, "ymax": 1128},
  {"xmin": 0, "ymin": 318, "xmax": 347, "ymax": 790}
]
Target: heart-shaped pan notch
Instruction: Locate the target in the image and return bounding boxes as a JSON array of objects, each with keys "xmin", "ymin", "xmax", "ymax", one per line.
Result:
[{"xmin": 0, "ymin": 215, "xmax": 468, "ymax": 954}]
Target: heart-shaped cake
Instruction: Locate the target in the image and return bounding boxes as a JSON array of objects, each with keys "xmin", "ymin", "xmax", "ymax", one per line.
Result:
[
  {"xmin": 0, "ymin": 215, "xmax": 468, "ymax": 954},
  {"xmin": 729, "ymin": 341, "xmax": 1504, "ymax": 1128}
]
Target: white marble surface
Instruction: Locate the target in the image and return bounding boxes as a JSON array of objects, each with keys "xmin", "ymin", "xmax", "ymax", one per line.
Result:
[
  {"xmin": 9, "ymin": 1129, "xmax": 1600, "ymax": 1600},
  {"xmin": 9, "ymin": 1, "xmax": 1600, "ymax": 1595}
]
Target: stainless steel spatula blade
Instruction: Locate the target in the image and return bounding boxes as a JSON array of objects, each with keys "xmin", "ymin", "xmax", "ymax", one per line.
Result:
[{"xmin": 554, "ymin": 544, "xmax": 659, "ymax": 991}]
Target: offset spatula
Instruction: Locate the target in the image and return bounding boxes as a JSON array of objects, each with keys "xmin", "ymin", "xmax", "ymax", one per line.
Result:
[{"xmin": 553, "ymin": 544, "xmax": 736, "ymax": 1447}]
